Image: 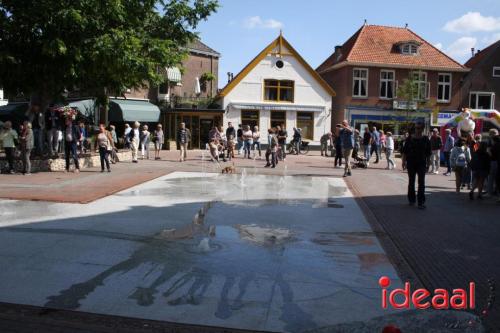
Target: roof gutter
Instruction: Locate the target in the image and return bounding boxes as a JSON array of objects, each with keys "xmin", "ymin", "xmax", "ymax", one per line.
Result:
[{"xmin": 318, "ymin": 61, "xmax": 471, "ymax": 74}]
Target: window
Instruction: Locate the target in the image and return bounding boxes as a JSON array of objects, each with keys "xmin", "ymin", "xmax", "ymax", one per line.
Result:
[
  {"xmin": 353, "ymin": 68, "xmax": 368, "ymax": 97},
  {"xmin": 493, "ymin": 67, "xmax": 500, "ymax": 77},
  {"xmin": 380, "ymin": 70, "xmax": 396, "ymax": 99},
  {"xmin": 412, "ymin": 71, "xmax": 429, "ymax": 100},
  {"xmin": 437, "ymin": 73, "xmax": 452, "ymax": 103},
  {"xmin": 469, "ymin": 92, "xmax": 495, "ymax": 109},
  {"xmin": 241, "ymin": 110, "xmax": 259, "ymax": 129},
  {"xmin": 159, "ymin": 82, "xmax": 169, "ymax": 95},
  {"xmin": 401, "ymin": 43, "xmax": 419, "ymax": 55},
  {"xmin": 296, "ymin": 112, "xmax": 314, "ymax": 140},
  {"xmin": 270, "ymin": 111, "xmax": 286, "ymax": 128},
  {"xmin": 264, "ymin": 79, "xmax": 294, "ymax": 102}
]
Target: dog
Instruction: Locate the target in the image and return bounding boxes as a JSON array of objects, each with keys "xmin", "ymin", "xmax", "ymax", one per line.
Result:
[{"xmin": 221, "ymin": 162, "xmax": 236, "ymax": 174}]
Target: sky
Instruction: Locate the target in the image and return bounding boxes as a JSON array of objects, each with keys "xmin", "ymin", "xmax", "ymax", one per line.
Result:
[{"xmin": 194, "ymin": 0, "xmax": 500, "ymax": 88}]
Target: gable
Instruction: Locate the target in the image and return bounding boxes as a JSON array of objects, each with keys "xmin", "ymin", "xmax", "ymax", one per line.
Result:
[{"xmin": 219, "ymin": 35, "xmax": 335, "ymax": 97}]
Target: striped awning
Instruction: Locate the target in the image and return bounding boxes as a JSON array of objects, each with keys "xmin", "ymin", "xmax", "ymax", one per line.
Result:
[
  {"xmin": 229, "ymin": 103, "xmax": 325, "ymax": 112},
  {"xmin": 165, "ymin": 67, "xmax": 182, "ymax": 83}
]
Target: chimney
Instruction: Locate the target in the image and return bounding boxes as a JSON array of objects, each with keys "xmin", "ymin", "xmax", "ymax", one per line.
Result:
[
  {"xmin": 334, "ymin": 45, "xmax": 342, "ymax": 60},
  {"xmin": 471, "ymin": 48, "xmax": 475, "ymax": 57},
  {"xmin": 227, "ymin": 72, "xmax": 231, "ymax": 83}
]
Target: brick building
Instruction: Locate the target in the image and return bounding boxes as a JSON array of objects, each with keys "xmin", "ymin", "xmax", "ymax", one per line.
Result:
[
  {"xmin": 462, "ymin": 40, "xmax": 499, "ymax": 110},
  {"xmin": 317, "ymin": 24, "xmax": 469, "ymax": 135}
]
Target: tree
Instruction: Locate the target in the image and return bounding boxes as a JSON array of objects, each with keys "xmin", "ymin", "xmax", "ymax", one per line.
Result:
[
  {"xmin": 0, "ymin": 0, "xmax": 218, "ymax": 121},
  {"xmin": 395, "ymin": 69, "xmax": 434, "ymax": 133}
]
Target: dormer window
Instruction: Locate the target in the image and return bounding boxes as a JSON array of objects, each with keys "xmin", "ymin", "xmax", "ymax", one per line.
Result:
[{"xmin": 397, "ymin": 41, "xmax": 421, "ymax": 55}]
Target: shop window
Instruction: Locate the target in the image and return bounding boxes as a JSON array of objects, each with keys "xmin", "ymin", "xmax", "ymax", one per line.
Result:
[
  {"xmin": 296, "ymin": 112, "xmax": 314, "ymax": 140},
  {"xmin": 264, "ymin": 79, "xmax": 294, "ymax": 102},
  {"xmin": 270, "ymin": 111, "xmax": 286, "ymax": 128},
  {"xmin": 241, "ymin": 110, "xmax": 259, "ymax": 130}
]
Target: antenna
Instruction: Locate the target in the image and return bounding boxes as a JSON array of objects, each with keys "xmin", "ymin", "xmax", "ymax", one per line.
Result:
[{"xmin": 405, "ymin": 23, "xmax": 408, "ymax": 28}]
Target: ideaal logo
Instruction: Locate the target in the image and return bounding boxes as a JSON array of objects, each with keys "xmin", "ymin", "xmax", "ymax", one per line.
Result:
[{"xmin": 379, "ymin": 276, "xmax": 475, "ymax": 310}]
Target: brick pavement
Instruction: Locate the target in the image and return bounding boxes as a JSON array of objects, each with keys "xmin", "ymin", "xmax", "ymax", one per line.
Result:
[
  {"xmin": 0, "ymin": 150, "xmax": 498, "ymax": 332},
  {"xmin": 345, "ymin": 163, "xmax": 500, "ymax": 332}
]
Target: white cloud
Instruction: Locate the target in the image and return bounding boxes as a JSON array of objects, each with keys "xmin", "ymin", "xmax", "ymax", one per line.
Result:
[
  {"xmin": 446, "ymin": 36, "xmax": 477, "ymax": 58},
  {"xmin": 481, "ymin": 32, "xmax": 500, "ymax": 45},
  {"xmin": 434, "ymin": 42, "xmax": 443, "ymax": 50},
  {"xmin": 243, "ymin": 16, "xmax": 283, "ymax": 29},
  {"xmin": 444, "ymin": 12, "xmax": 500, "ymax": 33}
]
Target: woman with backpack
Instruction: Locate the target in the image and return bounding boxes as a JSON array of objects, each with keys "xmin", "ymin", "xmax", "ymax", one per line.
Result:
[
  {"xmin": 469, "ymin": 141, "xmax": 491, "ymax": 200},
  {"xmin": 450, "ymin": 139, "xmax": 471, "ymax": 193}
]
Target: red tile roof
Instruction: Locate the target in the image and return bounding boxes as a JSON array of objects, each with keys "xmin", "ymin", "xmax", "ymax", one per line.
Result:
[
  {"xmin": 317, "ymin": 25, "xmax": 467, "ymax": 72},
  {"xmin": 464, "ymin": 39, "xmax": 500, "ymax": 68}
]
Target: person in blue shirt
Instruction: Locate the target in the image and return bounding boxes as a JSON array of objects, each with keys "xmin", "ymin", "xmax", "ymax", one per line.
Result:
[
  {"xmin": 339, "ymin": 120, "xmax": 354, "ymax": 177},
  {"xmin": 370, "ymin": 126, "xmax": 381, "ymax": 163}
]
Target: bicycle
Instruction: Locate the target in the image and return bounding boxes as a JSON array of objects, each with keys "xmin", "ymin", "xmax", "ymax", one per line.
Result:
[{"xmin": 288, "ymin": 140, "xmax": 310, "ymax": 155}]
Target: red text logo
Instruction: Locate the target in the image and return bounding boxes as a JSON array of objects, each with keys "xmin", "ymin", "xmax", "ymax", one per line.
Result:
[{"xmin": 379, "ymin": 276, "xmax": 475, "ymax": 310}]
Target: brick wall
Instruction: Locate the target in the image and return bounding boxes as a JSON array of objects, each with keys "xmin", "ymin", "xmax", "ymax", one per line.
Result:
[{"xmin": 321, "ymin": 66, "xmax": 467, "ymax": 126}]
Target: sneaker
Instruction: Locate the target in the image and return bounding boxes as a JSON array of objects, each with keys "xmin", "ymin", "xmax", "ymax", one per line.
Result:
[
  {"xmin": 418, "ymin": 204, "xmax": 426, "ymax": 210},
  {"xmin": 347, "ymin": 171, "xmax": 352, "ymax": 176},
  {"xmin": 271, "ymin": 165, "xmax": 276, "ymax": 168},
  {"xmin": 9, "ymin": 170, "xmax": 15, "ymax": 174},
  {"xmin": 107, "ymin": 169, "xmax": 111, "ymax": 173},
  {"xmin": 265, "ymin": 164, "xmax": 271, "ymax": 168},
  {"xmin": 133, "ymin": 160, "xmax": 138, "ymax": 163},
  {"xmin": 24, "ymin": 172, "xmax": 32, "ymax": 176},
  {"xmin": 434, "ymin": 171, "xmax": 439, "ymax": 174}
]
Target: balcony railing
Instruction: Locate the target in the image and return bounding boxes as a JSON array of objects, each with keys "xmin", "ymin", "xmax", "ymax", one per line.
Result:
[{"xmin": 162, "ymin": 96, "xmax": 218, "ymax": 109}]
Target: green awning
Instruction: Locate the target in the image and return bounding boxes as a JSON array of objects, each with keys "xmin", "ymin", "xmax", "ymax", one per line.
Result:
[
  {"xmin": 68, "ymin": 99, "xmax": 96, "ymax": 118},
  {"xmin": 0, "ymin": 103, "xmax": 29, "ymax": 125},
  {"xmin": 108, "ymin": 99, "xmax": 160, "ymax": 123}
]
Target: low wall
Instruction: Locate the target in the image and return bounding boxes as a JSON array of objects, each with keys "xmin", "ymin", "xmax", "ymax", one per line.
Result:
[{"xmin": 0, "ymin": 151, "xmax": 132, "ymax": 172}]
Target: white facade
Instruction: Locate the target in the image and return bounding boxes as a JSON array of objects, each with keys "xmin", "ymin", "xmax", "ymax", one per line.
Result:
[{"xmin": 220, "ymin": 42, "xmax": 333, "ymax": 145}]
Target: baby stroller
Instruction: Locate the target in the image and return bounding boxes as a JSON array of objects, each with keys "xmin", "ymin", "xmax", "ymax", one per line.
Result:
[{"xmin": 352, "ymin": 155, "xmax": 368, "ymax": 169}]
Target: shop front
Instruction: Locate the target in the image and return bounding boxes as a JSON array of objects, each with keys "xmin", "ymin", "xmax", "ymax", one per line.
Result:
[
  {"xmin": 162, "ymin": 109, "xmax": 224, "ymax": 149},
  {"xmin": 346, "ymin": 106, "xmax": 430, "ymax": 135}
]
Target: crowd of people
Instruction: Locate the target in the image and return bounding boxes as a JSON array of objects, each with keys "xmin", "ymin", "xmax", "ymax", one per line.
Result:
[
  {"xmin": 198, "ymin": 122, "xmax": 302, "ymax": 168},
  {"xmin": 2, "ymin": 107, "xmax": 500, "ymax": 206}
]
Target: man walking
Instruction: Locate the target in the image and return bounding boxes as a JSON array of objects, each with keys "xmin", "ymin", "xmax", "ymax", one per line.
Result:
[
  {"xmin": 277, "ymin": 124, "xmax": 288, "ymax": 161},
  {"xmin": 443, "ymin": 128, "xmax": 454, "ymax": 176},
  {"xmin": 429, "ymin": 128, "xmax": 443, "ymax": 174},
  {"xmin": 339, "ymin": 120, "xmax": 354, "ymax": 177},
  {"xmin": 402, "ymin": 123, "xmax": 431, "ymax": 209},
  {"xmin": 370, "ymin": 126, "xmax": 380, "ymax": 163},
  {"xmin": 63, "ymin": 118, "xmax": 82, "ymax": 173},
  {"xmin": 362, "ymin": 127, "xmax": 371, "ymax": 165},
  {"xmin": 177, "ymin": 122, "xmax": 191, "ymax": 162}
]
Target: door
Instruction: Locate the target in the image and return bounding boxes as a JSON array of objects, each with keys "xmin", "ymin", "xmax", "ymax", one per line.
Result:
[{"xmin": 200, "ymin": 119, "xmax": 214, "ymax": 149}]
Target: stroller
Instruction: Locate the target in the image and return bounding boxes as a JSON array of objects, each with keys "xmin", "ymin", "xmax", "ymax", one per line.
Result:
[{"xmin": 352, "ymin": 155, "xmax": 368, "ymax": 169}]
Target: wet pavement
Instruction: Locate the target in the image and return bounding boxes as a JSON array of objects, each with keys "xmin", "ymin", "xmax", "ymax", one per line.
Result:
[{"xmin": 0, "ymin": 172, "xmax": 404, "ymax": 332}]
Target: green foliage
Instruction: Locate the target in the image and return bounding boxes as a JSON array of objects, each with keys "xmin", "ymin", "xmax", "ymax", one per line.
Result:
[
  {"xmin": 0, "ymin": 0, "xmax": 218, "ymax": 106},
  {"xmin": 200, "ymin": 72, "xmax": 215, "ymax": 82}
]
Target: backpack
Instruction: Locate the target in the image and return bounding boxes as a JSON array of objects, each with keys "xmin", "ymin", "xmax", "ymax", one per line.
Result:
[{"xmin": 455, "ymin": 148, "xmax": 467, "ymax": 167}]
